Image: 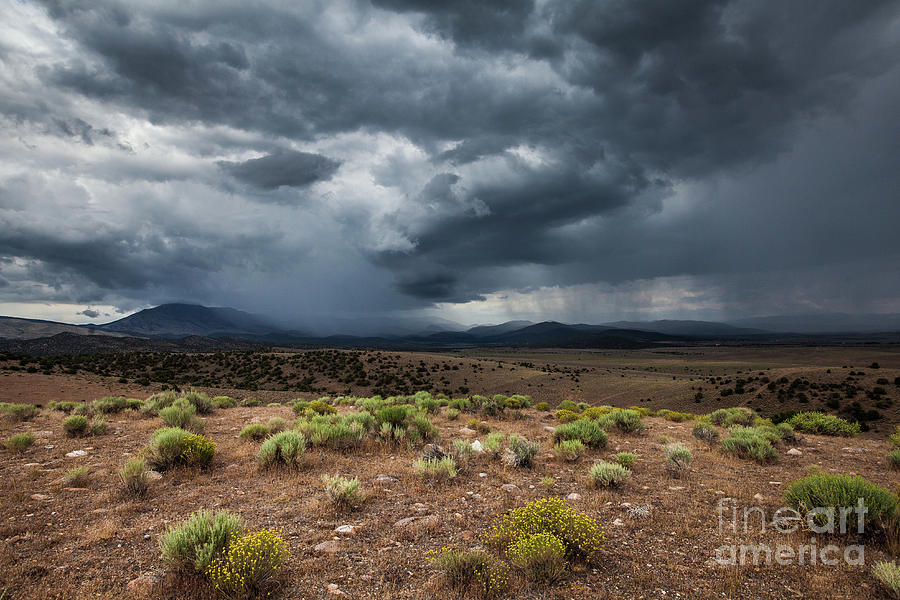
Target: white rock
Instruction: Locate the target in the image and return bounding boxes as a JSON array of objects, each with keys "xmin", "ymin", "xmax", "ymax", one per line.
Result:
[
  {"xmin": 459, "ymin": 427, "xmax": 477, "ymax": 436},
  {"xmin": 753, "ymin": 493, "xmax": 765, "ymax": 502},
  {"xmin": 566, "ymin": 493, "xmax": 582, "ymax": 501},
  {"xmin": 471, "ymin": 440, "xmax": 483, "ymax": 452},
  {"xmin": 335, "ymin": 525, "xmax": 355, "ymax": 535},
  {"xmin": 668, "ymin": 486, "xmax": 685, "ymax": 491},
  {"xmin": 65, "ymin": 450, "xmax": 87, "ymax": 458},
  {"xmin": 786, "ymin": 448, "xmax": 802, "ymax": 456},
  {"xmin": 478, "ymin": 472, "xmax": 487, "ymax": 478},
  {"xmin": 314, "ymin": 540, "xmax": 340, "ymax": 553},
  {"xmin": 613, "ymin": 518, "xmax": 625, "ymax": 526},
  {"xmin": 501, "ymin": 484, "xmax": 523, "ymax": 495}
]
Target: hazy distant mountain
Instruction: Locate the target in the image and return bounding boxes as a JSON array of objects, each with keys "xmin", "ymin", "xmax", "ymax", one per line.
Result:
[
  {"xmin": 487, "ymin": 321, "xmax": 674, "ymax": 348},
  {"xmin": 0, "ymin": 316, "xmax": 129, "ymax": 340},
  {"xmin": 466, "ymin": 321, "xmax": 534, "ymax": 337},
  {"xmin": 95, "ymin": 303, "xmax": 278, "ymax": 337},
  {"xmin": 603, "ymin": 319, "xmax": 768, "ymax": 336},
  {"xmin": 728, "ymin": 313, "xmax": 900, "ymax": 334}
]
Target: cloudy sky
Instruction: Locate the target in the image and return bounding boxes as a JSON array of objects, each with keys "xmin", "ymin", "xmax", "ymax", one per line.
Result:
[{"xmin": 1, "ymin": 0, "xmax": 899, "ymax": 329}]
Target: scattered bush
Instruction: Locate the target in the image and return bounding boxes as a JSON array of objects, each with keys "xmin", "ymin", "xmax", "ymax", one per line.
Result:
[
  {"xmin": 485, "ymin": 497, "xmax": 604, "ymax": 560},
  {"xmin": 692, "ymin": 420, "xmax": 719, "ymax": 444},
  {"xmin": 258, "ymin": 431, "xmax": 306, "ymax": 469},
  {"xmin": 784, "ymin": 473, "xmax": 899, "ymax": 531},
  {"xmin": 212, "ymin": 395, "xmax": 237, "ymax": 409},
  {"xmin": 555, "ymin": 409, "xmax": 580, "ymax": 423},
  {"xmin": 534, "ymin": 402, "xmax": 550, "ymax": 411},
  {"xmin": 416, "ymin": 394, "xmax": 440, "ymax": 414},
  {"xmin": 266, "ymin": 417, "xmax": 287, "ymax": 433},
  {"xmin": 770, "ymin": 409, "xmax": 800, "ymax": 424},
  {"xmin": 62, "ymin": 414, "xmax": 90, "ymax": 436},
  {"xmin": 5, "ymin": 432, "xmax": 35, "ymax": 453},
  {"xmin": 709, "ymin": 407, "xmax": 757, "ymax": 427},
  {"xmin": 588, "ymin": 461, "xmax": 631, "ymax": 488},
  {"xmin": 553, "ymin": 439, "xmax": 585, "ymax": 462},
  {"xmin": 142, "ymin": 391, "xmax": 178, "ymax": 415},
  {"xmin": 414, "ymin": 456, "xmax": 458, "ymax": 481},
  {"xmin": 147, "ymin": 427, "xmax": 216, "ymax": 470},
  {"xmin": 507, "ymin": 532, "xmax": 567, "ymax": 583},
  {"xmin": 557, "ymin": 400, "xmax": 579, "ymax": 412},
  {"xmin": 181, "ymin": 391, "xmax": 213, "ymax": 414},
  {"xmin": 0, "ymin": 402, "xmax": 39, "ymax": 421},
  {"xmin": 657, "ymin": 409, "xmax": 697, "ymax": 422},
  {"xmin": 92, "ymin": 396, "xmax": 128, "ymax": 414},
  {"xmin": 322, "ymin": 474, "xmax": 364, "ymax": 509},
  {"xmin": 161, "ymin": 509, "xmax": 243, "ymax": 573},
  {"xmin": 451, "ymin": 439, "xmax": 475, "ymax": 465},
  {"xmin": 615, "ymin": 451, "xmax": 636, "ymax": 468},
  {"xmin": 664, "ymin": 443, "xmax": 693, "ymax": 477},
  {"xmin": 206, "ymin": 530, "xmax": 287, "ymax": 599},
  {"xmin": 119, "ymin": 457, "xmax": 150, "ymax": 497},
  {"xmin": 596, "ymin": 409, "xmax": 645, "ymax": 433},
  {"xmin": 427, "ymin": 547, "xmax": 508, "ymax": 596},
  {"xmin": 889, "ymin": 426, "xmax": 900, "ymax": 448},
  {"xmin": 446, "ymin": 408, "xmax": 460, "ymax": 420},
  {"xmin": 872, "ymin": 561, "xmax": 900, "ymax": 598},
  {"xmin": 159, "ymin": 398, "xmax": 204, "ymax": 432},
  {"xmin": 239, "ymin": 423, "xmax": 270, "ymax": 441},
  {"xmin": 722, "ymin": 427, "xmax": 778, "ymax": 464},
  {"xmin": 89, "ymin": 416, "xmax": 108, "ymax": 435},
  {"xmin": 64, "ymin": 466, "xmax": 90, "ymax": 488},
  {"xmin": 891, "ymin": 448, "xmax": 900, "ymax": 470},
  {"xmin": 787, "ymin": 412, "xmax": 860, "ymax": 437},
  {"xmin": 505, "ymin": 434, "xmax": 539, "ymax": 468},
  {"xmin": 241, "ymin": 397, "xmax": 265, "ymax": 407},
  {"xmin": 307, "ymin": 400, "xmax": 337, "ymax": 415},
  {"xmin": 553, "ymin": 419, "xmax": 608, "ymax": 448},
  {"xmin": 484, "ymin": 432, "xmax": 505, "ymax": 457},
  {"xmin": 48, "ymin": 401, "xmax": 82, "ymax": 413}
]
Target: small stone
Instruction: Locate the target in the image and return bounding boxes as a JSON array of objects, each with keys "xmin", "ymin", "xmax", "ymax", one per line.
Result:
[
  {"xmin": 471, "ymin": 440, "xmax": 483, "ymax": 452},
  {"xmin": 544, "ymin": 426, "xmax": 556, "ymax": 433},
  {"xmin": 461, "ymin": 530, "xmax": 474, "ymax": 540},
  {"xmin": 335, "ymin": 525, "xmax": 355, "ymax": 535},
  {"xmin": 146, "ymin": 471, "xmax": 163, "ymax": 481},
  {"xmin": 393, "ymin": 516, "xmax": 421, "ymax": 528},
  {"xmin": 478, "ymin": 472, "xmax": 487, "ymax": 478},
  {"xmin": 225, "ymin": 463, "xmax": 240, "ymax": 470},
  {"xmin": 34, "ymin": 431, "xmax": 53, "ymax": 437},
  {"xmin": 326, "ymin": 583, "xmax": 346, "ymax": 596},
  {"xmin": 668, "ymin": 486, "xmax": 685, "ymax": 491},
  {"xmin": 143, "ymin": 534, "xmax": 151, "ymax": 540},
  {"xmin": 314, "ymin": 540, "xmax": 340, "ymax": 553},
  {"xmin": 30, "ymin": 494, "xmax": 50, "ymax": 501},
  {"xmin": 126, "ymin": 574, "xmax": 160, "ymax": 596},
  {"xmin": 413, "ymin": 502, "xmax": 427, "ymax": 512},
  {"xmin": 612, "ymin": 518, "xmax": 625, "ymax": 526},
  {"xmin": 459, "ymin": 427, "xmax": 477, "ymax": 436},
  {"xmin": 375, "ymin": 474, "xmax": 398, "ymax": 483},
  {"xmin": 23, "ymin": 463, "xmax": 41, "ymax": 468},
  {"xmin": 768, "ymin": 481, "xmax": 782, "ymax": 485},
  {"xmin": 501, "ymin": 484, "xmax": 523, "ymax": 495},
  {"xmin": 65, "ymin": 450, "xmax": 87, "ymax": 458},
  {"xmin": 786, "ymin": 448, "xmax": 802, "ymax": 456},
  {"xmin": 753, "ymin": 493, "xmax": 765, "ymax": 502},
  {"xmin": 621, "ymin": 502, "xmax": 632, "ymax": 508},
  {"xmin": 566, "ymin": 493, "xmax": 582, "ymax": 501}
]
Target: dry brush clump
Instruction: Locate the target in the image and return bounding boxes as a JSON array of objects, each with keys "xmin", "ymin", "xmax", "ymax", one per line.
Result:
[
  {"xmin": 119, "ymin": 457, "xmax": 151, "ymax": 497},
  {"xmin": 258, "ymin": 431, "xmax": 305, "ymax": 469},
  {"xmin": 322, "ymin": 474, "xmax": 365, "ymax": 509},
  {"xmin": 4, "ymin": 432, "xmax": 35, "ymax": 453},
  {"xmin": 664, "ymin": 443, "xmax": 693, "ymax": 478},
  {"xmin": 588, "ymin": 461, "xmax": 631, "ymax": 488},
  {"xmin": 145, "ymin": 427, "xmax": 216, "ymax": 471}
]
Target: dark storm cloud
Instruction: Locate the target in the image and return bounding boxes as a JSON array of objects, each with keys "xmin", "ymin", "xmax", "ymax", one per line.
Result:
[
  {"xmin": 78, "ymin": 308, "xmax": 100, "ymax": 318},
  {"xmin": 220, "ymin": 151, "xmax": 341, "ymax": 190},
  {"xmin": 1, "ymin": 0, "xmax": 898, "ymax": 321}
]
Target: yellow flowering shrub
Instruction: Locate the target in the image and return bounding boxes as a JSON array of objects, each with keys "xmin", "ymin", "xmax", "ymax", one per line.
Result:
[
  {"xmin": 555, "ymin": 409, "xmax": 580, "ymax": 423},
  {"xmin": 507, "ymin": 532, "xmax": 567, "ymax": 583},
  {"xmin": 426, "ymin": 546, "xmax": 508, "ymax": 597},
  {"xmin": 181, "ymin": 433, "xmax": 216, "ymax": 467},
  {"xmin": 484, "ymin": 497, "xmax": 604, "ymax": 560},
  {"xmin": 206, "ymin": 529, "xmax": 287, "ymax": 599}
]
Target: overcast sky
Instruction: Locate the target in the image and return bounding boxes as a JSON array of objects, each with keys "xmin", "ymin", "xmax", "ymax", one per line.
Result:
[{"xmin": 1, "ymin": 0, "xmax": 899, "ymax": 328}]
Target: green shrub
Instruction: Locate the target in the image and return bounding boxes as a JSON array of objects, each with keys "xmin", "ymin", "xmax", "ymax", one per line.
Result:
[
  {"xmin": 48, "ymin": 401, "xmax": 82, "ymax": 413},
  {"xmin": 557, "ymin": 400, "xmax": 579, "ymax": 412},
  {"xmin": 291, "ymin": 400, "xmax": 310, "ymax": 415},
  {"xmin": 146, "ymin": 427, "xmax": 215, "ymax": 470},
  {"xmin": 322, "ymin": 474, "xmax": 364, "ymax": 508},
  {"xmin": 181, "ymin": 391, "xmax": 213, "ymax": 414},
  {"xmin": 788, "ymin": 412, "xmax": 860, "ymax": 437},
  {"xmin": 784, "ymin": 473, "xmax": 898, "ymax": 531},
  {"xmin": 615, "ymin": 452, "xmax": 636, "ymax": 468},
  {"xmin": 161, "ymin": 509, "xmax": 243, "ymax": 573},
  {"xmin": 588, "ymin": 461, "xmax": 631, "ymax": 488},
  {"xmin": 206, "ymin": 529, "xmax": 287, "ymax": 599},
  {"xmin": 409, "ymin": 413, "xmax": 439, "ymax": 444},
  {"xmin": 414, "ymin": 456, "xmax": 458, "ymax": 481},
  {"xmin": 664, "ymin": 443, "xmax": 693, "ymax": 477},
  {"xmin": 505, "ymin": 434, "xmax": 539, "ymax": 468},
  {"xmin": 709, "ymin": 407, "xmax": 757, "ymax": 427},
  {"xmin": 428, "ymin": 547, "xmax": 494, "ymax": 591},
  {"xmin": 159, "ymin": 398, "xmax": 204, "ymax": 432},
  {"xmin": 5, "ymin": 433, "xmax": 35, "ymax": 453},
  {"xmin": 239, "ymin": 423, "xmax": 270, "ymax": 441},
  {"xmin": 241, "ymin": 397, "xmax": 265, "ymax": 407},
  {"xmin": 722, "ymin": 427, "xmax": 778, "ymax": 464},
  {"xmin": 889, "ymin": 448, "xmax": 900, "ymax": 470},
  {"xmin": 507, "ymin": 532, "xmax": 567, "ymax": 583},
  {"xmin": 534, "ymin": 402, "xmax": 550, "ymax": 411},
  {"xmin": 553, "ymin": 439, "xmax": 585, "ymax": 462},
  {"xmin": 485, "ymin": 497, "xmax": 604, "ymax": 560},
  {"xmin": 142, "ymin": 391, "xmax": 178, "ymax": 415},
  {"xmin": 480, "ymin": 395, "xmax": 505, "ymax": 417},
  {"xmin": 299, "ymin": 419, "xmax": 365, "ymax": 449},
  {"xmin": 266, "ymin": 417, "xmax": 287, "ymax": 433},
  {"xmin": 553, "ymin": 419, "xmax": 608, "ymax": 448},
  {"xmin": 579, "ymin": 406, "xmax": 609, "ymax": 421},
  {"xmin": 64, "ymin": 466, "xmax": 90, "ymax": 488},
  {"xmin": 416, "ymin": 394, "xmax": 440, "ymax": 414},
  {"xmin": 872, "ymin": 561, "xmax": 900, "ymax": 598},
  {"xmin": 92, "ymin": 396, "xmax": 128, "ymax": 414},
  {"xmin": 62, "ymin": 414, "xmax": 90, "ymax": 436},
  {"xmin": 212, "ymin": 395, "xmax": 237, "ymax": 409},
  {"xmin": 484, "ymin": 432, "xmax": 505, "ymax": 457},
  {"xmin": 889, "ymin": 426, "xmax": 900, "ymax": 447},
  {"xmin": 90, "ymin": 416, "xmax": 108, "ymax": 435},
  {"xmin": 376, "ymin": 405, "xmax": 409, "ymax": 428},
  {"xmin": 446, "ymin": 408, "xmax": 460, "ymax": 420},
  {"xmin": 258, "ymin": 431, "xmax": 305, "ymax": 468},
  {"xmin": 448, "ymin": 397, "xmax": 472, "ymax": 412},
  {"xmin": 119, "ymin": 457, "xmax": 150, "ymax": 497},
  {"xmin": 596, "ymin": 409, "xmax": 645, "ymax": 433},
  {"xmin": 0, "ymin": 402, "xmax": 39, "ymax": 421},
  {"xmin": 451, "ymin": 439, "xmax": 475, "ymax": 465},
  {"xmin": 771, "ymin": 409, "xmax": 800, "ymax": 424},
  {"xmin": 658, "ymin": 409, "xmax": 697, "ymax": 422},
  {"xmin": 692, "ymin": 420, "xmax": 719, "ymax": 444}
]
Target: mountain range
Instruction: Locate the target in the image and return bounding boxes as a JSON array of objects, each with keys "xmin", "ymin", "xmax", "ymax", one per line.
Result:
[{"xmin": 2, "ymin": 304, "xmax": 900, "ymax": 354}]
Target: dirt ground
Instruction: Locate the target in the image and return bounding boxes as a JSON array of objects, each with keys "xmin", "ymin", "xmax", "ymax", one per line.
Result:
[{"xmin": 0, "ymin": 347, "xmax": 898, "ymax": 599}]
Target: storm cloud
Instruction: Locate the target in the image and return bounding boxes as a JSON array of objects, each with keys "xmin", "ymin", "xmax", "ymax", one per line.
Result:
[{"xmin": 0, "ymin": 0, "xmax": 898, "ymax": 326}]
